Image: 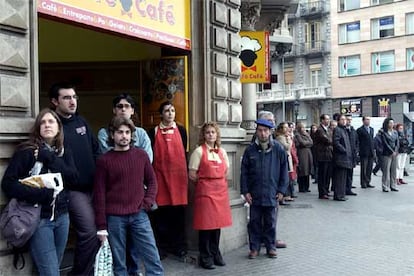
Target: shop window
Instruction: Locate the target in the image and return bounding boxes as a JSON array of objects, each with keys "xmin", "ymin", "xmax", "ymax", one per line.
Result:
[
  {"xmin": 371, "ymin": 0, "xmax": 393, "ymax": 5},
  {"xmin": 339, "ymin": 22, "xmax": 360, "ymax": 44},
  {"xmin": 407, "ymin": 48, "xmax": 414, "ymax": 70},
  {"xmin": 407, "ymin": 13, "xmax": 414, "ymax": 35},
  {"xmin": 339, "ymin": 55, "xmax": 360, "ymax": 77},
  {"xmin": 339, "ymin": 0, "xmax": 360, "ymax": 11},
  {"xmin": 372, "ymin": 51, "xmax": 394, "ymax": 73},
  {"xmin": 371, "ymin": 16, "xmax": 394, "ymax": 39}
]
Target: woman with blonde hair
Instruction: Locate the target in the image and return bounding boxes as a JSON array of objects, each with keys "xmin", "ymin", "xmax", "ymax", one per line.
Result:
[{"xmin": 188, "ymin": 122, "xmax": 232, "ymax": 269}]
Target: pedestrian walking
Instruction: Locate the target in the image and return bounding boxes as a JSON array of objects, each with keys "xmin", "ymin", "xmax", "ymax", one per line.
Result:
[
  {"xmin": 2, "ymin": 108, "xmax": 78, "ymax": 276},
  {"xmin": 94, "ymin": 117, "xmax": 164, "ymax": 276},
  {"xmin": 188, "ymin": 122, "xmax": 232, "ymax": 269},
  {"xmin": 241, "ymin": 119, "xmax": 289, "ymax": 259},
  {"xmin": 49, "ymin": 82, "xmax": 100, "ymax": 275}
]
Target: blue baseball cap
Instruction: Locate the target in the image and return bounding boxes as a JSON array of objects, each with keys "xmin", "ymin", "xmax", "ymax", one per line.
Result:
[{"xmin": 255, "ymin": 119, "xmax": 274, "ymax": 129}]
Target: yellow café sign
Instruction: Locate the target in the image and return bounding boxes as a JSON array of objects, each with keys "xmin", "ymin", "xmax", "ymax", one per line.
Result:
[
  {"xmin": 240, "ymin": 31, "xmax": 270, "ymax": 83},
  {"xmin": 37, "ymin": 0, "xmax": 191, "ymax": 50}
]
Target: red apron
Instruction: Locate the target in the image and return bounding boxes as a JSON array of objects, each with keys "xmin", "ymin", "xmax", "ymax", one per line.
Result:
[
  {"xmin": 193, "ymin": 144, "xmax": 232, "ymax": 230},
  {"xmin": 153, "ymin": 126, "xmax": 188, "ymax": 206}
]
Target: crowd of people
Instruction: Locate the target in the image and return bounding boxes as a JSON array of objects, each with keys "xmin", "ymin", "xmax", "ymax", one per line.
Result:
[{"xmin": 1, "ymin": 81, "xmax": 412, "ymax": 275}]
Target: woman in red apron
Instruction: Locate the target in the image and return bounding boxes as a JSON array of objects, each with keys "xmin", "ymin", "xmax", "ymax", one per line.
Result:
[{"xmin": 189, "ymin": 122, "xmax": 232, "ymax": 270}]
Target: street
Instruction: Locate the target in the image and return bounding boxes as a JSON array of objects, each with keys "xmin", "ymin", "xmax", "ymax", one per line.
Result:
[{"xmin": 163, "ymin": 164, "xmax": 414, "ymax": 276}]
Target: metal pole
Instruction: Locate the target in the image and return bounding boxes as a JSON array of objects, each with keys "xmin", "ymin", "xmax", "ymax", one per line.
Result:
[{"xmin": 281, "ymin": 54, "xmax": 285, "ymax": 122}]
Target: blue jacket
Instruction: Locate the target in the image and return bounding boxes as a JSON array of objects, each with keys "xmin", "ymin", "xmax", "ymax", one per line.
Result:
[{"xmin": 240, "ymin": 140, "xmax": 289, "ymax": 207}]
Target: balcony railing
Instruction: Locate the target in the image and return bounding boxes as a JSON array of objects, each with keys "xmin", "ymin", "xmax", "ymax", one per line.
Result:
[
  {"xmin": 299, "ymin": 1, "xmax": 326, "ymax": 17},
  {"xmin": 256, "ymin": 86, "xmax": 327, "ymax": 103}
]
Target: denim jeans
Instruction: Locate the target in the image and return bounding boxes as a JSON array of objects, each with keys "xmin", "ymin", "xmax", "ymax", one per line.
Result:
[
  {"xmin": 30, "ymin": 213, "xmax": 69, "ymax": 276},
  {"xmin": 107, "ymin": 211, "xmax": 164, "ymax": 276}
]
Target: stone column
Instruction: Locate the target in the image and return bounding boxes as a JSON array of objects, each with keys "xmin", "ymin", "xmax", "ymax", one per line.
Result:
[{"xmin": 240, "ymin": 2, "xmax": 261, "ymax": 138}]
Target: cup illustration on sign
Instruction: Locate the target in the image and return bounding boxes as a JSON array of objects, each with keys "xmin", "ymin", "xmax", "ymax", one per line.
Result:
[{"xmin": 240, "ymin": 36, "xmax": 262, "ymax": 72}]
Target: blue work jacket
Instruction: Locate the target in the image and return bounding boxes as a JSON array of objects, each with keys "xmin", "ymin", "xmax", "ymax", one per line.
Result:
[{"xmin": 240, "ymin": 140, "xmax": 289, "ymax": 207}]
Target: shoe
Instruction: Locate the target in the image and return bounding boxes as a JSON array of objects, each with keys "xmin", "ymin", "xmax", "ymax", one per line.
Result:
[
  {"xmin": 200, "ymin": 263, "xmax": 215, "ymax": 270},
  {"xmin": 382, "ymin": 189, "xmax": 389, "ymax": 192},
  {"xmin": 373, "ymin": 172, "xmax": 377, "ymax": 176},
  {"xmin": 306, "ymin": 190, "xmax": 311, "ymax": 192},
  {"xmin": 346, "ymin": 192, "xmax": 357, "ymax": 196},
  {"xmin": 174, "ymin": 250, "xmax": 187, "ymax": 258},
  {"xmin": 276, "ymin": 240, "xmax": 287, "ymax": 248},
  {"xmin": 279, "ymin": 201, "xmax": 290, "ymax": 206},
  {"xmin": 284, "ymin": 197, "xmax": 295, "ymax": 202},
  {"xmin": 214, "ymin": 258, "xmax": 226, "ymax": 266},
  {"xmin": 291, "ymin": 195, "xmax": 298, "ymax": 198},
  {"xmin": 390, "ymin": 188, "xmax": 399, "ymax": 192},
  {"xmin": 248, "ymin": 250, "xmax": 258, "ymax": 259},
  {"xmin": 351, "ymin": 186, "xmax": 356, "ymax": 189},
  {"xmin": 267, "ymin": 249, "xmax": 277, "ymax": 258},
  {"xmin": 367, "ymin": 185, "xmax": 375, "ymax": 188},
  {"xmin": 399, "ymin": 179, "xmax": 408, "ymax": 184},
  {"xmin": 319, "ymin": 195, "xmax": 329, "ymax": 199},
  {"xmin": 334, "ymin": 197, "xmax": 347, "ymax": 201},
  {"xmin": 361, "ymin": 186, "xmax": 367, "ymax": 189}
]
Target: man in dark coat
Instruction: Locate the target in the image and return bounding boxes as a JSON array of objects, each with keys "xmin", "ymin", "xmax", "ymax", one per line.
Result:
[
  {"xmin": 345, "ymin": 115, "xmax": 358, "ymax": 196},
  {"xmin": 357, "ymin": 116, "xmax": 375, "ymax": 188},
  {"xmin": 241, "ymin": 119, "xmax": 288, "ymax": 259},
  {"xmin": 313, "ymin": 114, "xmax": 333, "ymax": 199},
  {"xmin": 333, "ymin": 115, "xmax": 354, "ymax": 201}
]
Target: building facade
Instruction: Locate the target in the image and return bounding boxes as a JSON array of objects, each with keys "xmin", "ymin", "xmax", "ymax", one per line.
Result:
[
  {"xmin": 0, "ymin": 0, "xmax": 296, "ymax": 273},
  {"xmin": 257, "ymin": 0, "xmax": 332, "ymax": 127},
  {"xmin": 331, "ymin": 0, "xmax": 414, "ymax": 118}
]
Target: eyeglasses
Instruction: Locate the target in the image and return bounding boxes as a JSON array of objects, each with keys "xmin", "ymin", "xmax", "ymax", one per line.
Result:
[
  {"xmin": 61, "ymin": 95, "xmax": 79, "ymax": 101},
  {"xmin": 115, "ymin": 103, "xmax": 132, "ymax": 109}
]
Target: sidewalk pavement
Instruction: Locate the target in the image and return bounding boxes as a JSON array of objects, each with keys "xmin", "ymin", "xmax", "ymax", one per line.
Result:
[{"xmin": 162, "ymin": 164, "xmax": 414, "ymax": 276}]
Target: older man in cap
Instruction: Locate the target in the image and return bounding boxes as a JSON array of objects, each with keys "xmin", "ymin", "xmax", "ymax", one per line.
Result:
[{"xmin": 241, "ymin": 119, "xmax": 289, "ymax": 259}]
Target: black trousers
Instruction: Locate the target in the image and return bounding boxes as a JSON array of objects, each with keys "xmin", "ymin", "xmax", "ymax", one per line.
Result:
[
  {"xmin": 373, "ymin": 155, "xmax": 383, "ymax": 174},
  {"xmin": 199, "ymin": 229, "xmax": 223, "ymax": 266},
  {"xmin": 317, "ymin": 161, "xmax": 332, "ymax": 197},
  {"xmin": 360, "ymin": 157, "xmax": 374, "ymax": 187},
  {"xmin": 333, "ymin": 167, "xmax": 349, "ymax": 199},
  {"xmin": 150, "ymin": 205, "xmax": 187, "ymax": 256},
  {"xmin": 298, "ymin": 175, "xmax": 310, "ymax": 192},
  {"xmin": 346, "ymin": 168, "xmax": 354, "ymax": 193}
]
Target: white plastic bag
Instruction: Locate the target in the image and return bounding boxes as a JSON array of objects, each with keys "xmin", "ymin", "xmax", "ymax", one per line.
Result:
[{"xmin": 94, "ymin": 240, "xmax": 113, "ymax": 276}]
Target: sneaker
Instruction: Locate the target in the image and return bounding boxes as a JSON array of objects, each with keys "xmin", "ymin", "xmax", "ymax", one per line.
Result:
[{"xmin": 248, "ymin": 250, "xmax": 258, "ymax": 259}]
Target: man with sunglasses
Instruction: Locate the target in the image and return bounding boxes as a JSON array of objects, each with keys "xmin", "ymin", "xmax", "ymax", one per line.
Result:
[
  {"xmin": 97, "ymin": 93, "xmax": 152, "ymax": 162},
  {"xmin": 49, "ymin": 82, "xmax": 100, "ymax": 275}
]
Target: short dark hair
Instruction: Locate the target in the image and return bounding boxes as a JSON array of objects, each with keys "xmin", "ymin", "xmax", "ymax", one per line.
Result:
[
  {"xmin": 112, "ymin": 93, "xmax": 136, "ymax": 109},
  {"xmin": 362, "ymin": 116, "xmax": 370, "ymax": 121},
  {"xmin": 320, "ymin": 114, "xmax": 328, "ymax": 122},
  {"xmin": 158, "ymin": 101, "xmax": 174, "ymax": 114},
  {"xmin": 337, "ymin": 114, "xmax": 346, "ymax": 122},
  {"xmin": 49, "ymin": 81, "xmax": 76, "ymax": 101},
  {"xmin": 108, "ymin": 117, "xmax": 136, "ymax": 146},
  {"xmin": 332, "ymin": 113, "xmax": 341, "ymax": 121}
]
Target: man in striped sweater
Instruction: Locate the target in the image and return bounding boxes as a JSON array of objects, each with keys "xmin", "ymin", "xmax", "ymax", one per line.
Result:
[{"xmin": 94, "ymin": 117, "xmax": 164, "ymax": 276}]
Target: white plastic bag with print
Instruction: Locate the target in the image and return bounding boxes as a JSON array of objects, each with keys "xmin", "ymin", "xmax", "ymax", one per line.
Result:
[{"xmin": 94, "ymin": 239, "xmax": 113, "ymax": 276}]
